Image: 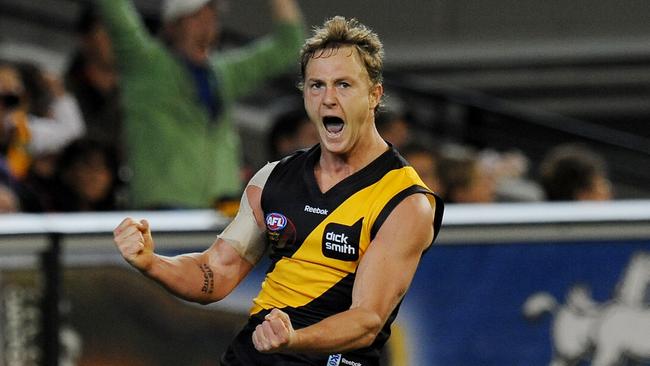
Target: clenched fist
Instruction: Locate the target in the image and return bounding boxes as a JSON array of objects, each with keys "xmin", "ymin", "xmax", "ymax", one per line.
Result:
[
  {"xmin": 113, "ymin": 217, "xmax": 155, "ymax": 272},
  {"xmin": 252, "ymin": 308, "xmax": 296, "ymax": 353}
]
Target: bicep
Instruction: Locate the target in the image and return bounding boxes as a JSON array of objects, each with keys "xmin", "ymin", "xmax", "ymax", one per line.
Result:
[
  {"xmin": 202, "ymin": 238, "xmax": 255, "ymax": 295},
  {"xmin": 351, "ymin": 194, "xmax": 434, "ymax": 321},
  {"xmin": 197, "ymin": 162, "xmax": 279, "ymax": 299}
]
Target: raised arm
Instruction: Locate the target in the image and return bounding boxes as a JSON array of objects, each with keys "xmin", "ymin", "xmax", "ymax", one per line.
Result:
[
  {"xmin": 95, "ymin": 0, "xmax": 155, "ymax": 70},
  {"xmin": 213, "ymin": 0, "xmax": 305, "ymax": 100},
  {"xmin": 113, "ymin": 163, "xmax": 277, "ymax": 304},
  {"xmin": 252, "ymin": 193, "xmax": 438, "ymax": 353},
  {"xmin": 113, "ymin": 218, "xmax": 252, "ymax": 304},
  {"xmin": 271, "ymin": 0, "xmax": 303, "ymax": 23}
]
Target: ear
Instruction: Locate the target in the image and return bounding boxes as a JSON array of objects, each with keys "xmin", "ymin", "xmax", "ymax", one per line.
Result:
[{"xmin": 369, "ymin": 83, "xmax": 384, "ymax": 110}]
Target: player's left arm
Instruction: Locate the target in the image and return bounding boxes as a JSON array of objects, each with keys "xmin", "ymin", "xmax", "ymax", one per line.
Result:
[{"xmin": 252, "ymin": 193, "xmax": 437, "ymax": 354}]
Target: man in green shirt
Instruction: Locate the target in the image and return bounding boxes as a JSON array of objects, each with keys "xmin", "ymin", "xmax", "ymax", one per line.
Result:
[{"xmin": 97, "ymin": 0, "xmax": 305, "ymax": 209}]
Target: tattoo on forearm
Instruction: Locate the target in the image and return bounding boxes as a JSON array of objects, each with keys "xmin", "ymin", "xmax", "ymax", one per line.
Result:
[{"xmin": 200, "ymin": 264, "xmax": 214, "ymax": 294}]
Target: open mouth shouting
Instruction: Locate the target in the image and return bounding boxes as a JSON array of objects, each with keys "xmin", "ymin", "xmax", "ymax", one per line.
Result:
[{"xmin": 323, "ymin": 116, "xmax": 345, "ymax": 137}]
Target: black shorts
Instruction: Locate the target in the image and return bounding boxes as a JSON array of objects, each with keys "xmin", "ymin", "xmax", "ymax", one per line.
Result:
[{"xmin": 219, "ymin": 319, "xmax": 379, "ymax": 366}]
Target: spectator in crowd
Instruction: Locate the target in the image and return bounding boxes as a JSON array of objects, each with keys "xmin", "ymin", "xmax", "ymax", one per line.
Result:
[
  {"xmin": 437, "ymin": 146, "xmax": 496, "ymax": 203},
  {"xmin": 538, "ymin": 142, "xmax": 613, "ymax": 201},
  {"xmin": 13, "ymin": 61, "xmax": 86, "ymax": 177},
  {"xmin": 401, "ymin": 142, "xmax": 442, "ymax": 194},
  {"xmin": 0, "ymin": 60, "xmax": 87, "ymax": 211},
  {"xmin": 18, "ymin": 148, "xmax": 58, "ymax": 212},
  {"xmin": 65, "ymin": 3, "xmax": 123, "ymax": 159},
  {"xmin": 375, "ymin": 108, "xmax": 411, "ymax": 149},
  {"xmin": 479, "ymin": 148, "xmax": 544, "ymax": 202},
  {"xmin": 0, "ymin": 183, "xmax": 19, "ymax": 213},
  {"xmin": 267, "ymin": 104, "xmax": 318, "ymax": 161},
  {"xmin": 49, "ymin": 138, "xmax": 120, "ymax": 212},
  {"xmin": 0, "ymin": 62, "xmax": 32, "ymax": 180},
  {"xmin": 96, "ymin": 0, "xmax": 305, "ymax": 209},
  {"xmin": 21, "ymin": 138, "xmax": 119, "ymax": 212},
  {"xmin": 0, "ymin": 63, "xmax": 25, "ymax": 212}
]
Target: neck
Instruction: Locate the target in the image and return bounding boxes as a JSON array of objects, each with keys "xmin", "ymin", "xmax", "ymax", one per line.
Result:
[{"xmin": 315, "ymin": 129, "xmax": 388, "ymax": 192}]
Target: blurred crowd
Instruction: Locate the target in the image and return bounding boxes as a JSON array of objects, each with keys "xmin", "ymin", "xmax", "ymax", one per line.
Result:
[
  {"xmin": 0, "ymin": 0, "xmax": 614, "ymax": 215},
  {"xmin": 375, "ymin": 109, "xmax": 612, "ymax": 204}
]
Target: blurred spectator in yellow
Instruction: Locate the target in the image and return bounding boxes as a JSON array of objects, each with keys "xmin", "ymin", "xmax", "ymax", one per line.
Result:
[
  {"xmin": 18, "ymin": 62, "xmax": 86, "ymax": 168},
  {"xmin": 0, "ymin": 62, "xmax": 31, "ymax": 180},
  {"xmin": 96, "ymin": 0, "xmax": 305, "ymax": 209},
  {"xmin": 0, "ymin": 64, "xmax": 26, "ymax": 212},
  {"xmin": 1, "ymin": 60, "xmax": 87, "ymax": 211},
  {"xmin": 268, "ymin": 104, "xmax": 318, "ymax": 161},
  {"xmin": 539, "ymin": 143, "xmax": 613, "ymax": 201}
]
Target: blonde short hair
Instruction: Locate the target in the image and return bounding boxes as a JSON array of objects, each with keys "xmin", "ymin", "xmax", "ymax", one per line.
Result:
[{"xmin": 299, "ymin": 16, "xmax": 384, "ymax": 91}]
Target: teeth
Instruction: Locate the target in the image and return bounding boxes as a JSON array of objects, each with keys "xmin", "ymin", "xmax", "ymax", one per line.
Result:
[{"xmin": 323, "ymin": 116, "xmax": 344, "ymax": 134}]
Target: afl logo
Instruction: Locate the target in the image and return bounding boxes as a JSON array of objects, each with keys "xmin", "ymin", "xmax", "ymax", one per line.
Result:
[{"xmin": 265, "ymin": 213, "xmax": 287, "ymax": 232}]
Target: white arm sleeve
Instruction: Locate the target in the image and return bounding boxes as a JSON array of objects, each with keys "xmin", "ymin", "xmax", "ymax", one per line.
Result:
[
  {"xmin": 28, "ymin": 94, "xmax": 86, "ymax": 155},
  {"xmin": 218, "ymin": 161, "xmax": 279, "ymax": 265}
]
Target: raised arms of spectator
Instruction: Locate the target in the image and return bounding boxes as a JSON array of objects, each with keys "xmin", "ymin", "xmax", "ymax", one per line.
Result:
[
  {"xmin": 214, "ymin": 0, "xmax": 305, "ymax": 100},
  {"xmin": 28, "ymin": 95, "xmax": 85, "ymax": 156},
  {"xmin": 95, "ymin": 0, "xmax": 155, "ymax": 71},
  {"xmin": 28, "ymin": 74, "xmax": 85, "ymax": 156},
  {"xmin": 271, "ymin": 0, "xmax": 303, "ymax": 22}
]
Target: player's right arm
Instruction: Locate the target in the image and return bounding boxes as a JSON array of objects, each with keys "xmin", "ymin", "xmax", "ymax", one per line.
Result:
[
  {"xmin": 112, "ymin": 162, "xmax": 277, "ymax": 304},
  {"xmin": 113, "ymin": 217, "xmax": 252, "ymax": 304}
]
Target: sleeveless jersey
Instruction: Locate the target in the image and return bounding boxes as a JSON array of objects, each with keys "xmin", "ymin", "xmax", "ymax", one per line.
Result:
[{"xmin": 252, "ymin": 144, "xmax": 443, "ymax": 360}]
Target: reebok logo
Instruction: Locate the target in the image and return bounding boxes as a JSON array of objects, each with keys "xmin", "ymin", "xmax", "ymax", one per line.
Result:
[
  {"xmin": 341, "ymin": 358, "xmax": 362, "ymax": 366},
  {"xmin": 304, "ymin": 204, "xmax": 328, "ymax": 215},
  {"xmin": 322, "ymin": 218, "xmax": 363, "ymax": 261}
]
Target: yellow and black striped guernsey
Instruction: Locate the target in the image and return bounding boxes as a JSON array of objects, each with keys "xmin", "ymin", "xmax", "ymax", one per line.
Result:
[{"xmin": 221, "ymin": 144, "xmax": 443, "ymax": 366}]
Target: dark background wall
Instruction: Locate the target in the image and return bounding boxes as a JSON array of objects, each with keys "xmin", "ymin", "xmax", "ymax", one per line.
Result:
[{"xmin": 4, "ymin": 0, "xmax": 650, "ymax": 66}]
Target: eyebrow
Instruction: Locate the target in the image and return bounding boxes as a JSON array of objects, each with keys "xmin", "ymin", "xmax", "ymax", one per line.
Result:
[{"xmin": 306, "ymin": 76, "xmax": 354, "ymax": 84}]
